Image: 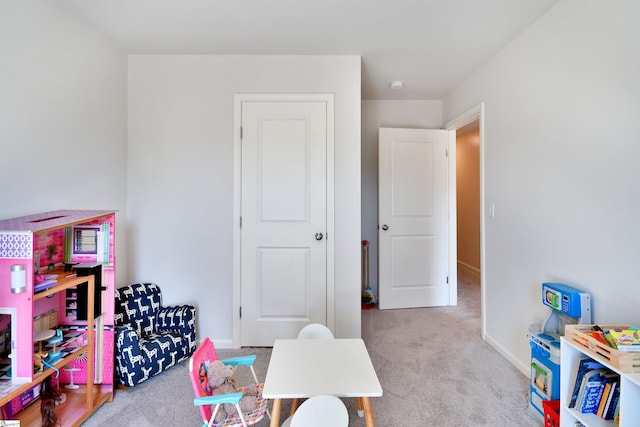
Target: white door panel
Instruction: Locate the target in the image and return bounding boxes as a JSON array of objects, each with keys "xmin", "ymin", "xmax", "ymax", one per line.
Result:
[
  {"xmin": 258, "ymin": 247, "xmax": 308, "ymax": 316},
  {"xmin": 391, "ymin": 236, "xmax": 434, "ymax": 286},
  {"xmin": 379, "ymin": 127, "xmax": 451, "ymax": 309},
  {"xmin": 260, "ymin": 119, "xmax": 308, "ymax": 220},
  {"xmin": 241, "ymin": 99, "xmax": 328, "ymax": 346},
  {"xmin": 392, "ymin": 140, "xmax": 434, "ymax": 216}
]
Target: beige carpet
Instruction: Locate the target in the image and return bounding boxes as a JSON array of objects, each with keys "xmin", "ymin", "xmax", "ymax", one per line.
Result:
[{"xmin": 81, "ymin": 269, "xmax": 541, "ymax": 426}]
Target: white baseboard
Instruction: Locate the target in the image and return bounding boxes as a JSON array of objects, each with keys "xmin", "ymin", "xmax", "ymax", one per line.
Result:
[
  {"xmin": 484, "ymin": 332, "xmax": 530, "ymax": 378},
  {"xmin": 210, "ymin": 338, "xmax": 234, "ymax": 349}
]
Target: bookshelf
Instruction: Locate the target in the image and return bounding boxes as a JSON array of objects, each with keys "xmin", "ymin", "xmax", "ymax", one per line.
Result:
[
  {"xmin": 560, "ymin": 337, "xmax": 640, "ymax": 427},
  {"xmin": 0, "ymin": 210, "xmax": 116, "ymax": 426}
]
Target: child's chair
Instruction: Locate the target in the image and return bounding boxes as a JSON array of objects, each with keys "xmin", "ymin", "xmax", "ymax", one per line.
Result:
[
  {"xmin": 188, "ymin": 337, "xmax": 269, "ymax": 427},
  {"xmin": 289, "ymin": 323, "xmax": 335, "ymax": 414},
  {"xmin": 297, "ymin": 323, "xmax": 334, "ymax": 340},
  {"xmin": 282, "ymin": 395, "xmax": 348, "ymax": 427}
]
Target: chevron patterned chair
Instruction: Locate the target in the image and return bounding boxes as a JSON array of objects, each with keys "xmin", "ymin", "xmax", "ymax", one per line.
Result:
[{"xmin": 114, "ymin": 282, "xmax": 196, "ymax": 388}]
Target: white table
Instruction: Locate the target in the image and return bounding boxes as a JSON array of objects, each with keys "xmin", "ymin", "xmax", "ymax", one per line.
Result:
[{"xmin": 263, "ymin": 338, "xmax": 383, "ymax": 427}]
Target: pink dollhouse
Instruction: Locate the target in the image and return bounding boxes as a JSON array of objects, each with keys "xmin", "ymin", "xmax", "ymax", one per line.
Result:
[{"xmin": 0, "ymin": 210, "xmax": 116, "ymax": 425}]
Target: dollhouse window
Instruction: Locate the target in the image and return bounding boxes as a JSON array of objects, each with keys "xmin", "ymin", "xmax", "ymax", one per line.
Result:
[{"xmin": 72, "ymin": 226, "xmax": 100, "ymax": 255}]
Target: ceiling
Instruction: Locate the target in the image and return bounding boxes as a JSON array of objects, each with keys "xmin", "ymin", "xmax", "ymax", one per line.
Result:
[{"xmin": 58, "ymin": 0, "xmax": 559, "ymax": 100}]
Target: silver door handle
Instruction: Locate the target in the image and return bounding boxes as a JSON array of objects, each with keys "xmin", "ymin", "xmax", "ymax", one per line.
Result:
[
  {"xmin": 315, "ymin": 232, "xmax": 324, "ymax": 241},
  {"xmin": 381, "ymin": 224, "xmax": 389, "ymax": 231}
]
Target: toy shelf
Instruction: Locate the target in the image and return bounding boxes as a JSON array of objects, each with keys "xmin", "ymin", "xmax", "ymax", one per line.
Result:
[{"xmin": 560, "ymin": 337, "xmax": 640, "ymax": 427}]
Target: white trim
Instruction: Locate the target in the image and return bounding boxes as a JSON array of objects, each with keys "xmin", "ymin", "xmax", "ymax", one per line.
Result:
[
  {"xmin": 447, "ymin": 130, "xmax": 458, "ymax": 306},
  {"xmin": 211, "ymin": 338, "xmax": 234, "ymax": 349},
  {"xmin": 232, "ymin": 93, "xmax": 336, "ymax": 348},
  {"xmin": 485, "ymin": 331, "xmax": 530, "ymax": 377},
  {"xmin": 444, "ymin": 102, "xmax": 486, "ymax": 339},
  {"xmin": 232, "ymin": 98, "xmax": 242, "ymax": 349},
  {"xmin": 325, "ymin": 95, "xmax": 336, "ymax": 334},
  {"xmin": 0, "ymin": 307, "xmax": 29, "ymax": 385},
  {"xmin": 444, "ymin": 103, "xmax": 483, "ymax": 130}
]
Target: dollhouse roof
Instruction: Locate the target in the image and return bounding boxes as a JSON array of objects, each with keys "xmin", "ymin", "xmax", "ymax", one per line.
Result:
[{"xmin": 0, "ymin": 210, "xmax": 116, "ymax": 233}]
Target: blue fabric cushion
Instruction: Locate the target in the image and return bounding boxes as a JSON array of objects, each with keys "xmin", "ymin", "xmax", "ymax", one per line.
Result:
[
  {"xmin": 115, "ymin": 283, "xmax": 162, "ymax": 337},
  {"xmin": 114, "ymin": 283, "xmax": 196, "ymax": 387}
]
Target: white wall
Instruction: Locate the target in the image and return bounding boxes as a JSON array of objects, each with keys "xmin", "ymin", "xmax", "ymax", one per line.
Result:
[
  {"xmin": 361, "ymin": 100, "xmax": 443, "ymax": 297},
  {"xmin": 0, "ymin": 2, "xmax": 128, "ymax": 278},
  {"xmin": 444, "ymin": 0, "xmax": 640, "ymax": 373},
  {"xmin": 128, "ymin": 55, "xmax": 362, "ymax": 344}
]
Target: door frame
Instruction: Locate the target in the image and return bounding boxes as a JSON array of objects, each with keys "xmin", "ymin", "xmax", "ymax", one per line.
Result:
[
  {"xmin": 232, "ymin": 93, "xmax": 335, "ymax": 348},
  {"xmin": 0, "ymin": 307, "xmax": 22, "ymax": 384},
  {"xmin": 444, "ymin": 102, "xmax": 486, "ymax": 339}
]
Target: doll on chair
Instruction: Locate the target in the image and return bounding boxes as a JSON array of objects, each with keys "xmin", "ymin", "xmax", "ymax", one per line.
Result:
[{"xmin": 204, "ymin": 360, "xmax": 261, "ymax": 423}]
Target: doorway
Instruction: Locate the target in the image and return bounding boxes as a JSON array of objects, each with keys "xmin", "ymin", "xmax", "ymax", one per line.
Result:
[
  {"xmin": 456, "ymin": 121, "xmax": 481, "ymax": 280},
  {"xmin": 445, "ymin": 103, "xmax": 485, "ymax": 338}
]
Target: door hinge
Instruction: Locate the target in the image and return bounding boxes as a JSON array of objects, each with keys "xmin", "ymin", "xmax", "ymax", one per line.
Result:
[
  {"xmin": 240, "ymin": 126, "xmax": 243, "ymax": 139},
  {"xmin": 446, "ymin": 149, "xmax": 449, "ymax": 157},
  {"xmin": 239, "ymin": 306, "xmax": 242, "ymax": 319},
  {"xmin": 240, "ymin": 216, "xmax": 242, "ymax": 228},
  {"xmin": 446, "ymin": 276, "xmax": 449, "ymax": 284}
]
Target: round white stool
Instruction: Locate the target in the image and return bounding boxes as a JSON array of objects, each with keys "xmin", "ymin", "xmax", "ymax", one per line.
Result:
[{"xmin": 64, "ymin": 366, "xmax": 80, "ymax": 389}]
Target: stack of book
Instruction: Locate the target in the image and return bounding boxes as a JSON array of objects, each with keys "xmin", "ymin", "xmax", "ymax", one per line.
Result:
[{"xmin": 569, "ymin": 357, "xmax": 621, "ymax": 422}]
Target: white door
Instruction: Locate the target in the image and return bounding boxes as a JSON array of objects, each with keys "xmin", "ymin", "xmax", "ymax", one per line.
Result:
[
  {"xmin": 378, "ymin": 127, "xmax": 452, "ymax": 309},
  {"xmin": 240, "ymin": 98, "xmax": 329, "ymax": 346}
]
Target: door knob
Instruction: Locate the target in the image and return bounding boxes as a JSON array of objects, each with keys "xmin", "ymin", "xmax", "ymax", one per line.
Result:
[
  {"xmin": 315, "ymin": 232, "xmax": 324, "ymax": 241},
  {"xmin": 381, "ymin": 224, "xmax": 389, "ymax": 231}
]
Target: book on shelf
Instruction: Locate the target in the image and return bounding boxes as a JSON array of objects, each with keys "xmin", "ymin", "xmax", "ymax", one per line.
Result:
[
  {"xmin": 602, "ymin": 380, "xmax": 620, "ymax": 420},
  {"xmin": 568, "ymin": 357, "xmax": 606, "ymax": 408},
  {"xmin": 577, "ymin": 368, "xmax": 607, "ymax": 414},
  {"xmin": 595, "ymin": 373, "xmax": 618, "ymax": 417},
  {"xmin": 613, "ymin": 393, "xmax": 621, "ymax": 424}
]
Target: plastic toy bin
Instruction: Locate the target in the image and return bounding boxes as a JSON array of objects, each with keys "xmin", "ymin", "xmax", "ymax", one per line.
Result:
[{"xmin": 542, "ymin": 399, "xmax": 560, "ymax": 427}]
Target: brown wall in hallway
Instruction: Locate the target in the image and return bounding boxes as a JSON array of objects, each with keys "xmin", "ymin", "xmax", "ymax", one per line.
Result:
[{"xmin": 456, "ymin": 126, "xmax": 480, "ymax": 272}]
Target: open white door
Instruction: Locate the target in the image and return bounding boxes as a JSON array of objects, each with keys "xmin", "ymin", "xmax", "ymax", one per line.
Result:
[{"xmin": 378, "ymin": 127, "xmax": 453, "ymax": 309}]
